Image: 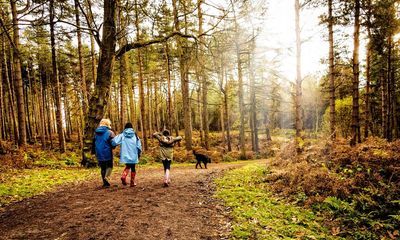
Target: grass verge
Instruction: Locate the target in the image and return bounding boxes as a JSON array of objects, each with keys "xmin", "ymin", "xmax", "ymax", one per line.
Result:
[
  {"xmin": 0, "ymin": 168, "xmax": 96, "ymax": 207},
  {"xmin": 215, "ymin": 164, "xmax": 340, "ymax": 240}
]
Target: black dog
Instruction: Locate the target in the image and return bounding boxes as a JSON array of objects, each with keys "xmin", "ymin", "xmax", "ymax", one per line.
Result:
[{"xmin": 193, "ymin": 150, "xmax": 211, "ymax": 169}]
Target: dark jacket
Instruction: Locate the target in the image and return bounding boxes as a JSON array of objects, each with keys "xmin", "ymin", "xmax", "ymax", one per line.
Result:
[{"xmin": 92, "ymin": 126, "xmax": 115, "ymax": 161}]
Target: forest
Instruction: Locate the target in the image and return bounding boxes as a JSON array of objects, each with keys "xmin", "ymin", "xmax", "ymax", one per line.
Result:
[{"xmin": 0, "ymin": 0, "xmax": 399, "ymax": 239}]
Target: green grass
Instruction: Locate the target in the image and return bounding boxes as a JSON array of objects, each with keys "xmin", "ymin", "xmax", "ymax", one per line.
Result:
[
  {"xmin": 0, "ymin": 168, "xmax": 96, "ymax": 206},
  {"xmin": 215, "ymin": 164, "xmax": 340, "ymax": 240}
]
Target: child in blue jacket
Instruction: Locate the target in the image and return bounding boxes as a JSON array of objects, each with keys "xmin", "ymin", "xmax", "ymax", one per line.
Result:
[
  {"xmin": 92, "ymin": 119, "xmax": 115, "ymax": 187},
  {"xmin": 112, "ymin": 123, "xmax": 142, "ymax": 187}
]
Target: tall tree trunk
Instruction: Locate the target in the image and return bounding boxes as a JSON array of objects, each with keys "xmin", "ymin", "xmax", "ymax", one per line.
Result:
[
  {"xmin": 328, "ymin": 0, "xmax": 336, "ymax": 140},
  {"xmin": 249, "ymin": 42, "xmax": 259, "ymax": 154},
  {"xmin": 173, "ymin": 75, "xmax": 180, "ymax": 138},
  {"xmin": 198, "ymin": 0, "xmax": 209, "ymax": 149},
  {"xmin": 154, "ymin": 78, "xmax": 160, "ymax": 131},
  {"xmin": 127, "ymin": 63, "xmax": 135, "ymax": 125},
  {"xmin": 295, "ymin": 0, "xmax": 303, "ymax": 146},
  {"xmin": 85, "ymin": 0, "xmax": 97, "ymax": 88},
  {"xmin": 75, "ymin": 0, "xmax": 88, "ymax": 116},
  {"xmin": 147, "ymin": 75, "xmax": 153, "ymax": 135},
  {"xmin": 232, "ymin": 7, "xmax": 246, "ymax": 158},
  {"xmin": 82, "ymin": 0, "xmax": 117, "ymax": 166},
  {"xmin": 365, "ymin": 35, "xmax": 371, "ymax": 139},
  {"xmin": 0, "ymin": 48, "xmax": 3, "ymax": 140},
  {"xmin": 119, "ymin": 54, "xmax": 127, "ymax": 130},
  {"xmin": 350, "ymin": 0, "xmax": 361, "ymax": 146},
  {"xmin": 44, "ymin": 86, "xmax": 53, "ymax": 148},
  {"xmin": 38, "ymin": 68, "xmax": 46, "ymax": 148},
  {"xmin": 388, "ymin": 36, "xmax": 394, "ymax": 141},
  {"xmin": 10, "ymin": 0, "xmax": 27, "ymax": 146},
  {"xmin": 174, "ymin": 0, "xmax": 192, "ymax": 149},
  {"xmin": 237, "ymin": 48, "xmax": 245, "ymax": 158},
  {"xmin": 50, "ymin": 0, "xmax": 66, "ymax": 152},
  {"xmin": 223, "ymin": 70, "xmax": 232, "ymax": 152},
  {"xmin": 165, "ymin": 42, "xmax": 173, "ymax": 131},
  {"xmin": 118, "ymin": 7, "xmax": 127, "ymax": 131},
  {"xmin": 25, "ymin": 70, "xmax": 32, "ymax": 142},
  {"xmin": 220, "ymin": 103, "xmax": 225, "ymax": 147},
  {"xmin": 196, "ymin": 85, "xmax": 203, "ymax": 143},
  {"xmin": 4, "ymin": 43, "xmax": 18, "ymax": 144},
  {"xmin": 134, "ymin": 0, "xmax": 147, "ymax": 149}
]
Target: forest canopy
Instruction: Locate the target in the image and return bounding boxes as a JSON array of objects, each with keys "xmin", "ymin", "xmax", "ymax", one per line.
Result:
[{"xmin": 0, "ymin": 0, "xmax": 398, "ymax": 160}]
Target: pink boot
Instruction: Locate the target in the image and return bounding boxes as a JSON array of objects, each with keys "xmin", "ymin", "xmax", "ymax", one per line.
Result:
[
  {"xmin": 121, "ymin": 167, "xmax": 130, "ymax": 186},
  {"xmin": 130, "ymin": 172, "xmax": 137, "ymax": 187},
  {"xmin": 163, "ymin": 170, "xmax": 170, "ymax": 187}
]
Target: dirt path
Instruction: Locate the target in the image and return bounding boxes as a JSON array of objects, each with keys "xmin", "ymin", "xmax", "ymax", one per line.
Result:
[{"xmin": 0, "ymin": 161, "xmax": 258, "ymax": 240}]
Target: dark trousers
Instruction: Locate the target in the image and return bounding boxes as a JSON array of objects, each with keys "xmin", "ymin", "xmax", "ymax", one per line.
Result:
[
  {"xmin": 125, "ymin": 163, "xmax": 136, "ymax": 172},
  {"xmin": 162, "ymin": 159, "xmax": 171, "ymax": 172},
  {"xmin": 99, "ymin": 160, "xmax": 113, "ymax": 184}
]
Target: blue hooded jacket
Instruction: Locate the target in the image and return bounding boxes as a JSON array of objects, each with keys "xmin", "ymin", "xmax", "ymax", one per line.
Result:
[
  {"xmin": 112, "ymin": 128, "xmax": 142, "ymax": 164},
  {"xmin": 93, "ymin": 126, "xmax": 115, "ymax": 161}
]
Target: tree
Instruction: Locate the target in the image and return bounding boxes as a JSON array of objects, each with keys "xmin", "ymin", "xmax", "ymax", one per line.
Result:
[
  {"xmin": 295, "ymin": 0, "xmax": 304, "ymax": 150},
  {"xmin": 173, "ymin": 0, "xmax": 192, "ymax": 150},
  {"xmin": 350, "ymin": 0, "xmax": 361, "ymax": 146},
  {"xmin": 197, "ymin": 0, "xmax": 209, "ymax": 150},
  {"xmin": 10, "ymin": 0, "xmax": 30, "ymax": 146},
  {"xmin": 328, "ymin": 0, "xmax": 336, "ymax": 140}
]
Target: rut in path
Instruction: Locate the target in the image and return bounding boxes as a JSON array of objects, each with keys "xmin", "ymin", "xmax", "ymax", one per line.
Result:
[{"xmin": 0, "ymin": 163, "xmax": 244, "ymax": 240}]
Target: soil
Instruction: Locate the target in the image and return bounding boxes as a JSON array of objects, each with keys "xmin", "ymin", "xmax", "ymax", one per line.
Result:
[{"xmin": 0, "ymin": 162, "xmax": 252, "ymax": 240}]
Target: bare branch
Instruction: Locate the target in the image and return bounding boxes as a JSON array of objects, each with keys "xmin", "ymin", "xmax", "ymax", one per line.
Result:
[
  {"xmin": 115, "ymin": 31, "xmax": 197, "ymax": 58},
  {"xmin": 0, "ymin": 15, "xmax": 20, "ymax": 56},
  {"xmin": 16, "ymin": 0, "xmax": 31, "ymax": 14}
]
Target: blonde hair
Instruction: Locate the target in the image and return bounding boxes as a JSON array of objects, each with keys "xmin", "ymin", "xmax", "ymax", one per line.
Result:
[{"xmin": 99, "ymin": 119, "xmax": 112, "ymax": 128}]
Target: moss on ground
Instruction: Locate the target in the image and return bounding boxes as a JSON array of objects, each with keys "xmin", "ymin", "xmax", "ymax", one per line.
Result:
[
  {"xmin": 215, "ymin": 164, "xmax": 340, "ymax": 240},
  {"xmin": 0, "ymin": 168, "xmax": 96, "ymax": 206}
]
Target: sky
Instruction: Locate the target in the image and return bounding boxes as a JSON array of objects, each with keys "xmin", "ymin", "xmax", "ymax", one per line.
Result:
[{"xmin": 258, "ymin": 1, "xmax": 328, "ymax": 81}]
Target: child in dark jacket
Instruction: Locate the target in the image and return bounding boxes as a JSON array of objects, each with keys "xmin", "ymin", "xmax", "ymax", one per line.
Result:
[
  {"xmin": 153, "ymin": 130, "xmax": 182, "ymax": 187},
  {"xmin": 112, "ymin": 123, "xmax": 142, "ymax": 187},
  {"xmin": 92, "ymin": 119, "xmax": 115, "ymax": 187}
]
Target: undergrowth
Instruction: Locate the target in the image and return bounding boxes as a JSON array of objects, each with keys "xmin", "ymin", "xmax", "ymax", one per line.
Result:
[
  {"xmin": 215, "ymin": 164, "xmax": 337, "ymax": 239},
  {"xmin": 268, "ymin": 137, "xmax": 400, "ymax": 239}
]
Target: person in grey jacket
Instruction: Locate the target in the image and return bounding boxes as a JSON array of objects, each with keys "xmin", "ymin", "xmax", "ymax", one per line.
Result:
[{"xmin": 153, "ymin": 130, "xmax": 182, "ymax": 187}]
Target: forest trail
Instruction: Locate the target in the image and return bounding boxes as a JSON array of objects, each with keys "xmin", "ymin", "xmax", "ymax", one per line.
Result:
[{"xmin": 0, "ymin": 161, "xmax": 263, "ymax": 240}]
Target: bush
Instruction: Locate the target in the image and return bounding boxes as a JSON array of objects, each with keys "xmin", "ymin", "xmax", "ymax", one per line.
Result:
[
  {"xmin": 270, "ymin": 137, "xmax": 400, "ymax": 239},
  {"xmin": 322, "ymin": 97, "xmax": 354, "ymax": 138}
]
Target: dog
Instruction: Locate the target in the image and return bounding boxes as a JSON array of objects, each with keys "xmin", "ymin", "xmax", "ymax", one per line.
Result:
[{"xmin": 193, "ymin": 150, "xmax": 211, "ymax": 169}]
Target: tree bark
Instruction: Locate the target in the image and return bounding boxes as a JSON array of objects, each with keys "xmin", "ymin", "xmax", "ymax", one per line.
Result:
[
  {"xmin": 174, "ymin": 0, "xmax": 192, "ymax": 150},
  {"xmin": 74, "ymin": 0, "xmax": 88, "ymax": 116},
  {"xmin": 3, "ymin": 40, "xmax": 19, "ymax": 144},
  {"xmin": 198, "ymin": 0, "xmax": 209, "ymax": 150},
  {"xmin": 38, "ymin": 67, "xmax": 46, "ymax": 148},
  {"xmin": 0, "ymin": 46, "xmax": 4, "ymax": 140},
  {"xmin": 365, "ymin": 34, "xmax": 371, "ymax": 139},
  {"xmin": 249, "ymin": 39, "xmax": 259, "ymax": 153},
  {"xmin": 10, "ymin": 0, "xmax": 27, "ymax": 146},
  {"xmin": 328, "ymin": 0, "xmax": 336, "ymax": 140},
  {"xmin": 82, "ymin": 0, "xmax": 117, "ymax": 166},
  {"xmin": 295, "ymin": 0, "xmax": 303, "ymax": 145},
  {"xmin": 50, "ymin": 0, "xmax": 66, "ymax": 152},
  {"xmin": 165, "ymin": 42, "xmax": 173, "ymax": 131},
  {"xmin": 350, "ymin": 0, "xmax": 361, "ymax": 146},
  {"xmin": 127, "ymin": 61, "xmax": 135, "ymax": 125},
  {"xmin": 134, "ymin": 0, "xmax": 147, "ymax": 150}
]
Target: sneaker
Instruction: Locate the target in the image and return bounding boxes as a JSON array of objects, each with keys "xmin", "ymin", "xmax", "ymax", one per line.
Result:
[
  {"xmin": 163, "ymin": 180, "xmax": 169, "ymax": 187},
  {"xmin": 103, "ymin": 179, "xmax": 111, "ymax": 188}
]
